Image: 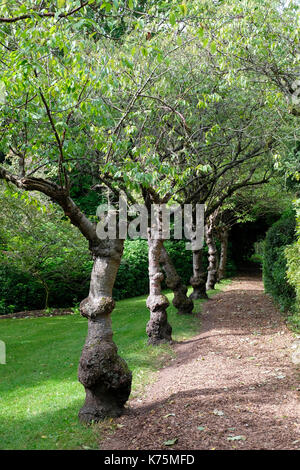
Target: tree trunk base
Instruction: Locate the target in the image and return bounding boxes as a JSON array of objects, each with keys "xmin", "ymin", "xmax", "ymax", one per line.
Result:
[
  {"xmin": 189, "ymin": 274, "xmax": 208, "ymax": 299},
  {"xmin": 189, "ymin": 288, "xmax": 208, "ymax": 300},
  {"xmin": 146, "ymin": 294, "xmax": 172, "ymax": 345},
  {"xmin": 78, "ymin": 386, "xmax": 126, "ymax": 424},
  {"xmin": 173, "ymin": 286, "xmax": 195, "ymax": 314},
  {"xmin": 146, "ymin": 316, "xmax": 172, "ymax": 345},
  {"xmin": 160, "ymin": 245, "xmax": 194, "ymax": 315},
  {"xmin": 206, "ymin": 270, "xmax": 218, "ymax": 291},
  {"xmin": 78, "ymin": 329, "xmax": 132, "ymax": 424},
  {"xmin": 147, "ymin": 335, "xmax": 173, "ymax": 346}
]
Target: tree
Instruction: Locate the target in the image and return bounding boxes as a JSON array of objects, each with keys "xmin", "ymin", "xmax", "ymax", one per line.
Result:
[
  {"xmin": 0, "ymin": 0, "xmax": 193, "ymax": 422},
  {"xmin": 0, "ymin": 0, "xmax": 136, "ymax": 423},
  {"xmin": 96, "ymin": 25, "xmax": 287, "ymax": 322},
  {"xmin": 160, "ymin": 244, "xmax": 194, "ymax": 315}
]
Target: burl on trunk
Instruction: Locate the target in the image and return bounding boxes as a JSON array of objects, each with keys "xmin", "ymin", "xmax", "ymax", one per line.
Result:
[
  {"xmin": 217, "ymin": 229, "xmax": 229, "ymax": 281},
  {"xmin": 205, "ymin": 220, "xmax": 219, "ymax": 291},
  {"xmin": 146, "ymin": 233, "xmax": 172, "ymax": 345},
  {"xmin": 189, "ymin": 248, "xmax": 208, "ymax": 299},
  {"xmin": 160, "ymin": 244, "xmax": 194, "ymax": 315},
  {"xmin": 78, "ymin": 239, "xmax": 132, "ymax": 424}
]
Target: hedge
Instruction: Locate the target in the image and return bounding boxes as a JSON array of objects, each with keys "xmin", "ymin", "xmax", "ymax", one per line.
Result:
[
  {"xmin": 0, "ymin": 237, "xmax": 235, "ymax": 314},
  {"xmin": 285, "ymin": 201, "xmax": 300, "ymax": 329},
  {"xmin": 263, "ymin": 211, "xmax": 296, "ymax": 312}
]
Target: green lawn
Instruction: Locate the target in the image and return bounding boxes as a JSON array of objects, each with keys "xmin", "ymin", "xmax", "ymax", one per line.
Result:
[{"xmin": 0, "ymin": 282, "xmax": 229, "ymax": 450}]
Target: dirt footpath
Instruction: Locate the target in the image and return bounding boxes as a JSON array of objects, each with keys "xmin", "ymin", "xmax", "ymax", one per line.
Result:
[{"xmin": 99, "ymin": 275, "xmax": 300, "ymax": 450}]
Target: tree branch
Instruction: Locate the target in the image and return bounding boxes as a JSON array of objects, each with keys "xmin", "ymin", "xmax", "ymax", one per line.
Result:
[
  {"xmin": 0, "ymin": 166, "xmax": 97, "ymax": 242},
  {"xmin": 0, "ymin": 1, "xmax": 92, "ymax": 23}
]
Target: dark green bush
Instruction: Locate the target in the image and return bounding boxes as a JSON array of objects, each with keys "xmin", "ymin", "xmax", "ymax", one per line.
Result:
[
  {"xmin": 285, "ymin": 202, "xmax": 300, "ymax": 330},
  {"xmin": 0, "ymin": 236, "xmax": 235, "ymax": 313},
  {"xmin": 224, "ymin": 241, "xmax": 237, "ymax": 277},
  {"xmin": 113, "ymin": 239, "xmax": 149, "ymax": 300},
  {"xmin": 0, "ymin": 263, "xmax": 45, "ymax": 314},
  {"xmin": 164, "ymin": 240, "xmax": 193, "ymax": 285},
  {"xmin": 115, "ymin": 237, "xmax": 235, "ymax": 300},
  {"xmin": 0, "ymin": 257, "xmax": 93, "ymax": 314},
  {"xmin": 263, "ymin": 212, "xmax": 296, "ymax": 312},
  {"xmin": 113, "ymin": 239, "xmax": 193, "ymax": 300}
]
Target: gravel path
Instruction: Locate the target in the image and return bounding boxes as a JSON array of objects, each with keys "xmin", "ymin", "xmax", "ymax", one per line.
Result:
[{"xmin": 99, "ymin": 275, "xmax": 300, "ymax": 450}]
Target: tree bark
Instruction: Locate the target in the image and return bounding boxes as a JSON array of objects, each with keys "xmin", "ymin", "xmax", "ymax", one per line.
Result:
[
  {"xmin": 160, "ymin": 244, "xmax": 194, "ymax": 315},
  {"xmin": 146, "ymin": 233, "xmax": 172, "ymax": 345},
  {"xmin": 78, "ymin": 239, "xmax": 132, "ymax": 424},
  {"xmin": 217, "ymin": 229, "xmax": 229, "ymax": 281},
  {"xmin": 205, "ymin": 220, "xmax": 219, "ymax": 291},
  {"xmin": 189, "ymin": 249, "xmax": 208, "ymax": 299}
]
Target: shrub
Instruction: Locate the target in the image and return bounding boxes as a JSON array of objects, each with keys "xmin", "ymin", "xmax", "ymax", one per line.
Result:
[
  {"xmin": 263, "ymin": 211, "xmax": 296, "ymax": 312},
  {"xmin": 113, "ymin": 239, "xmax": 194, "ymax": 300},
  {"xmin": 0, "ymin": 262, "xmax": 45, "ymax": 313},
  {"xmin": 0, "ymin": 233, "xmax": 237, "ymax": 313},
  {"xmin": 113, "ymin": 239, "xmax": 149, "ymax": 300},
  {"xmin": 285, "ymin": 201, "xmax": 300, "ymax": 330}
]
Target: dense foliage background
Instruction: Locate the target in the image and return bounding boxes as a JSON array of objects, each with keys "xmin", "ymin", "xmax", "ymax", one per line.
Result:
[{"xmin": 263, "ymin": 211, "xmax": 297, "ymax": 313}]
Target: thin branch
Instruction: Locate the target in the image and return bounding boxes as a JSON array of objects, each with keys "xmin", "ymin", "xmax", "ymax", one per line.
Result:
[
  {"xmin": 0, "ymin": 166, "xmax": 97, "ymax": 242},
  {"xmin": 0, "ymin": 1, "xmax": 92, "ymax": 23},
  {"xmin": 38, "ymin": 87, "xmax": 67, "ymax": 189}
]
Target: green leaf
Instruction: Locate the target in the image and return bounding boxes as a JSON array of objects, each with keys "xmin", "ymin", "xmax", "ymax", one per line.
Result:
[
  {"xmin": 141, "ymin": 47, "xmax": 148, "ymax": 57},
  {"xmin": 0, "ymin": 81, "xmax": 6, "ymax": 104},
  {"xmin": 179, "ymin": 3, "xmax": 187, "ymax": 16},
  {"xmin": 57, "ymin": 0, "xmax": 66, "ymax": 8},
  {"xmin": 210, "ymin": 41, "xmax": 217, "ymax": 54},
  {"xmin": 169, "ymin": 12, "xmax": 176, "ymax": 26},
  {"xmin": 164, "ymin": 438, "xmax": 178, "ymax": 446},
  {"xmin": 198, "ymin": 27, "xmax": 204, "ymax": 38}
]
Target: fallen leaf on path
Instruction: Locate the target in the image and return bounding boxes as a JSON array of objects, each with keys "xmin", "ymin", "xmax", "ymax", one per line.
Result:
[
  {"xmin": 227, "ymin": 435, "xmax": 246, "ymax": 441},
  {"xmin": 164, "ymin": 438, "xmax": 178, "ymax": 446},
  {"xmin": 213, "ymin": 409, "xmax": 224, "ymax": 416}
]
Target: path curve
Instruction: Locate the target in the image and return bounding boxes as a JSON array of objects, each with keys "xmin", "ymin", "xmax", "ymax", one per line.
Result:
[{"xmin": 99, "ymin": 275, "xmax": 300, "ymax": 450}]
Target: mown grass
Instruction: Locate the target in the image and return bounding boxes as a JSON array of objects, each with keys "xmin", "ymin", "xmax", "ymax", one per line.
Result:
[{"xmin": 0, "ymin": 281, "xmax": 230, "ymax": 450}]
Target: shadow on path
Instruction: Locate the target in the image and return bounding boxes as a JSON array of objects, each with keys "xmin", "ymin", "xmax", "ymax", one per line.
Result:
[{"xmin": 99, "ymin": 274, "xmax": 300, "ymax": 451}]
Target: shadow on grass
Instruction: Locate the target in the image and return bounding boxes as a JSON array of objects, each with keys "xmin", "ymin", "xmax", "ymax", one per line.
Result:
[
  {"xmin": 0, "ymin": 397, "xmax": 98, "ymax": 450},
  {"xmin": 0, "ymin": 280, "xmax": 230, "ymax": 395},
  {"xmin": 0, "ymin": 279, "xmax": 231, "ymax": 449}
]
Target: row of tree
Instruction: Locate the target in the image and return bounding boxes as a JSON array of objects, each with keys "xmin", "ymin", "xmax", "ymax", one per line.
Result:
[{"xmin": 0, "ymin": 1, "xmax": 298, "ymax": 422}]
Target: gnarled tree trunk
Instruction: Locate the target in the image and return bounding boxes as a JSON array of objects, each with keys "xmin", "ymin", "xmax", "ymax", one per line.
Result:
[
  {"xmin": 189, "ymin": 248, "xmax": 208, "ymax": 299},
  {"xmin": 78, "ymin": 239, "xmax": 132, "ymax": 424},
  {"xmin": 146, "ymin": 232, "xmax": 172, "ymax": 345},
  {"xmin": 160, "ymin": 244, "xmax": 194, "ymax": 315},
  {"xmin": 205, "ymin": 220, "xmax": 219, "ymax": 291},
  {"xmin": 0, "ymin": 170, "xmax": 132, "ymax": 424},
  {"xmin": 217, "ymin": 229, "xmax": 229, "ymax": 281}
]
